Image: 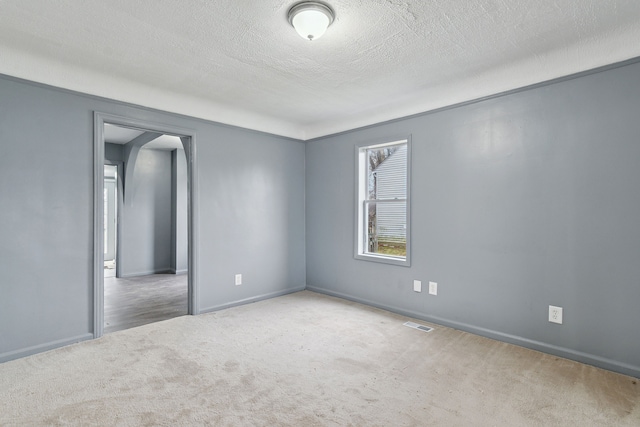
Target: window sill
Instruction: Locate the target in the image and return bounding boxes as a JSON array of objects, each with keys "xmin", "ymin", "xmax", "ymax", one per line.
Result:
[{"xmin": 355, "ymin": 252, "xmax": 410, "ymax": 267}]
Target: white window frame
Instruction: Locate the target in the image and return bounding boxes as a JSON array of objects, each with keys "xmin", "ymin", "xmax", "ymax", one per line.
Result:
[{"xmin": 354, "ymin": 136, "xmax": 411, "ymax": 267}]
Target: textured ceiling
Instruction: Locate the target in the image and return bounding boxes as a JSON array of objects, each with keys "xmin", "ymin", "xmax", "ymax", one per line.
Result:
[{"xmin": 1, "ymin": 0, "xmax": 639, "ymax": 140}]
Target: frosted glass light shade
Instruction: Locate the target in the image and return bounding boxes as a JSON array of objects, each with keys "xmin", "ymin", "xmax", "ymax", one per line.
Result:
[{"xmin": 288, "ymin": 2, "xmax": 335, "ymax": 41}]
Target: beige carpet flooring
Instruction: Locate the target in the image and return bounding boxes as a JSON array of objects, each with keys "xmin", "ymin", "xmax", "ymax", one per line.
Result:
[{"xmin": 1, "ymin": 291, "xmax": 638, "ymax": 426}]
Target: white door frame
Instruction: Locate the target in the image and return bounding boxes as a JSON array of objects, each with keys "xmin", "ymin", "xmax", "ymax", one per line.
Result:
[{"xmin": 93, "ymin": 112, "xmax": 199, "ymax": 338}]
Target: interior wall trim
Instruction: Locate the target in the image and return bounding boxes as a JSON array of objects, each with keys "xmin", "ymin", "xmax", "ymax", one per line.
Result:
[
  {"xmin": 0, "ymin": 334, "xmax": 93, "ymax": 364},
  {"xmin": 118, "ymin": 269, "xmax": 177, "ymax": 278},
  {"xmin": 199, "ymin": 286, "xmax": 307, "ymax": 315},
  {"xmin": 306, "ymin": 287, "xmax": 640, "ymax": 379}
]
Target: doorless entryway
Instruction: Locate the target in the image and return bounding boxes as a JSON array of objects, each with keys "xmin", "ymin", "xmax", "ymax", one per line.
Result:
[{"xmin": 93, "ymin": 112, "xmax": 199, "ymax": 338}]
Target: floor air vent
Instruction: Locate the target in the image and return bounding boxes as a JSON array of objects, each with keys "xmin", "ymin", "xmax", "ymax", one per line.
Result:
[{"xmin": 403, "ymin": 321, "xmax": 433, "ymax": 332}]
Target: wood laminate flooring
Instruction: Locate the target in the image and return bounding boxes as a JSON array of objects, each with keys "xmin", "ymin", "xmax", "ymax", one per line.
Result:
[{"xmin": 104, "ymin": 273, "xmax": 188, "ymax": 334}]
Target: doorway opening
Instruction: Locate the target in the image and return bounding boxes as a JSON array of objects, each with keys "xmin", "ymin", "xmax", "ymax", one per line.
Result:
[{"xmin": 93, "ymin": 113, "xmax": 199, "ymax": 338}]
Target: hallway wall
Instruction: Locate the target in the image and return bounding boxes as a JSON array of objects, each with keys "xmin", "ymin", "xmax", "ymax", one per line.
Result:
[
  {"xmin": 120, "ymin": 147, "xmax": 173, "ymax": 277},
  {"xmin": 104, "ymin": 144, "xmax": 189, "ymax": 277}
]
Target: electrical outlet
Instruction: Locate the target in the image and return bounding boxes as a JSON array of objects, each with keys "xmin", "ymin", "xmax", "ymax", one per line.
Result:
[
  {"xmin": 428, "ymin": 281, "xmax": 437, "ymax": 296},
  {"xmin": 549, "ymin": 305, "xmax": 563, "ymax": 324},
  {"xmin": 413, "ymin": 280, "xmax": 422, "ymax": 293},
  {"xmin": 235, "ymin": 274, "xmax": 242, "ymax": 286}
]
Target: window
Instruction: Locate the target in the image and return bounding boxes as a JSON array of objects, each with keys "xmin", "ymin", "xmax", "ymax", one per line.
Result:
[{"xmin": 355, "ymin": 137, "xmax": 411, "ymax": 266}]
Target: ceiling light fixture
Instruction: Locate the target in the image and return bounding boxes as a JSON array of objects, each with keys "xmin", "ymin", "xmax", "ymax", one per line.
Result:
[{"xmin": 287, "ymin": 1, "xmax": 335, "ymax": 41}]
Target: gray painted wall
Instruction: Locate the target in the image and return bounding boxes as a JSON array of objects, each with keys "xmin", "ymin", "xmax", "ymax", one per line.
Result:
[
  {"xmin": 306, "ymin": 61, "xmax": 640, "ymax": 377},
  {"xmin": 105, "ymin": 142, "xmax": 124, "ymax": 162},
  {"xmin": 120, "ymin": 147, "xmax": 173, "ymax": 277},
  {"xmin": 0, "ymin": 75, "xmax": 306, "ymax": 361},
  {"xmin": 171, "ymin": 149, "xmax": 188, "ymax": 274}
]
